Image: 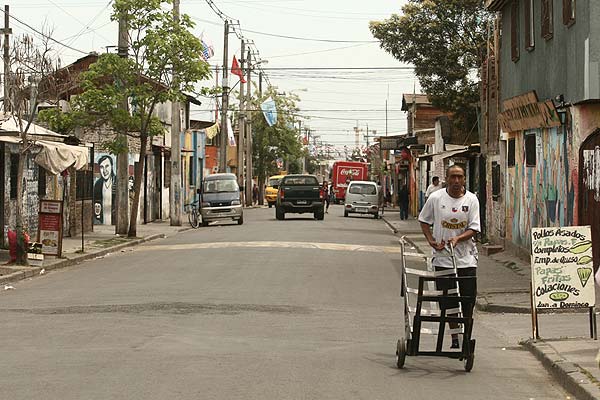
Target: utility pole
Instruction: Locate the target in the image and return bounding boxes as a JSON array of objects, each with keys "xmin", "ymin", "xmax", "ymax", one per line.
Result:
[
  {"xmin": 219, "ymin": 20, "xmax": 229, "ymax": 173},
  {"xmin": 237, "ymin": 40, "xmax": 245, "ymax": 191},
  {"xmin": 258, "ymin": 71, "xmax": 262, "ymax": 97},
  {"xmin": 2, "ymin": 4, "xmax": 11, "ymax": 112},
  {"xmin": 245, "ymin": 48, "xmax": 253, "ymax": 206},
  {"xmin": 115, "ymin": 8, "xmax": 129, "ymax": 235},
  {"xmin": 169, "ymin": 0, "xmax": 182, "ymax": 226}
]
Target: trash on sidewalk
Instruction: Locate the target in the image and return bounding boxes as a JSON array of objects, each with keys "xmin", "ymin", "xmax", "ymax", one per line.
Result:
[{"xmin": 4, "ymin": 284, "xmax": 15, "ymax": 290}]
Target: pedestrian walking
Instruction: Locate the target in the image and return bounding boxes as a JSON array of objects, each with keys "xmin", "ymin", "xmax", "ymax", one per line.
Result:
[
  {"xmin": 398, "ymin": 184, "xmax": 409, "ymax": 220},
  {"xmin": 252, "ymin": 184, "xmax": 259, "ymax": 205},
  {"xmin": 418, "ymin": 164, "xmax": 481, "ymax": 349},
  {"xmin": 425, "ymin": 176, "xmax": 442, "ymax": 201},
  {"xmin": 322, "ymin": 181, "xmax": 330, "ymax": 213}
]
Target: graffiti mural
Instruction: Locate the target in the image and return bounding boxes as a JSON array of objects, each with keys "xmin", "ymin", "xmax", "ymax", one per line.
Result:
[
  {"xmin": 507, "ymin": 127, "xmax": 577, "ymax": 249},
  {"xmin": 93, "ymin": 154, "xmax": 116, "ymax": 225}
]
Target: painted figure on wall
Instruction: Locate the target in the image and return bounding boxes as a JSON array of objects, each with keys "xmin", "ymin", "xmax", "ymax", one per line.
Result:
[{"xmin": 93, "ymin": 155, "xmax": 117, "ymax": 225}]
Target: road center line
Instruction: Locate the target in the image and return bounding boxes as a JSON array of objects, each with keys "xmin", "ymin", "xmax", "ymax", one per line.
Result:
[{"xmin": 143, "ymin": 241, "xmax": 402, "ymax": 254}]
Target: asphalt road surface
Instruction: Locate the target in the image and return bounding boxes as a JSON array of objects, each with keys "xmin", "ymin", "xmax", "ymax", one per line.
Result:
[{"xmin": 1, "ymin": 204, "xmax": 568, "ymax": 399}]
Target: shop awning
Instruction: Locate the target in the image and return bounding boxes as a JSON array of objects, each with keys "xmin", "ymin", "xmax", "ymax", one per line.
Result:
[
  {"xmin": 0, "ymin": 136, "xmax": 89, "ymax": 175},
  {"xmin": 417, "ymin": 146, "xmax": 469, "ymax": 162}
]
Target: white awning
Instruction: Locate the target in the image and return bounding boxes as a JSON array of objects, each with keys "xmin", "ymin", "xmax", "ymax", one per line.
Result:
[
  {"xmin": 0, "ymin": 136, "xmax": 89, "ymax": 175},
  {"xmin": 0, "ymin": 113, "xmax": 67, "ymax": 138},
  {"xmin": 417, "ymin": 146, "xmax": 469, "ymax": 162}
]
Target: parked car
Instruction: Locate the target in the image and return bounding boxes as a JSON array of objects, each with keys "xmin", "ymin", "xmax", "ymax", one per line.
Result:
[
  {"xmin": 343, "ymin": 180, "xmax": 382, "ymax": 219},
  {"xmin": 275, "ymin": 174, "xmax": 325, "ymax": 220},
  {"xmin": 265, "ymin": 174, "xmax": 286, "ymax": 208},
  {"xmin": 199, "ymin": 173, "xmax": 244, "ymax": 226}
]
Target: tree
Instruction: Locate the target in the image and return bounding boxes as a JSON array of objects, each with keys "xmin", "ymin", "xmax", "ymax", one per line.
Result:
[
  {"xmin": 248, "ymin": 88, "xmax": 304, "ymax": 194},
  {"xmin": 53, "ymin": 0, "xmax": 210, "ymax": 237},
  {"xmin": 370, "ymin": 0, "xmax": 492, "ymax": 133},
  {"xmin": 7, "ymin": 33, "xmax": 58, "ymax": 265}
]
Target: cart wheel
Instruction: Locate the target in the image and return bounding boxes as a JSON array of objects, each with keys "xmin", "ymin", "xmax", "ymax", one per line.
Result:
[
  {"xmin": 464, "ymin": 339, "xmax": 476, "ymax": 372},
  {"xmin": 396, "ymin": 339, "xmax": 406, "ymax": 369}
]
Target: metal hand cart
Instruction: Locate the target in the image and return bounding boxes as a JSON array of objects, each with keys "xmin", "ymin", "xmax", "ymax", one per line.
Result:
[{"xmin": 396, "ymin": 238, "xmax": 476, "ymax": 372}]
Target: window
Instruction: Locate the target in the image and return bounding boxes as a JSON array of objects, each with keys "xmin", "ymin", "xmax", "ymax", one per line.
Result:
[
  {"xmin": 164, "ymin": 153, "xmax": 171, "ymax": 188},
  {"xmin": 525, "ymin": 134, "xmax": 536, "ymax": 167},
  {"xmin": 38, "ymin": 166, "xmax": 47, "ymax": 198},
  {"xmin": 492, "ymin": 162, "xmax": 501, "ymax": 201},
  {"xmin": 524, "ymin": 0, "xmax": 535, "ymax": 50},
  {"xmin": 511, "ymin": 1, "xmax": 520, "ymax": 62},
  {"xmin": 508, "ymin": 139, "xmax": 516, "ymax": 167},
  {"xmin": 563, "ymin": 0, "xmax": 575, "ymax": 26},
  {"xmin": 10, "ymin": 153, "xmax": 18, "ymax": 199},
  {"xmin": 76, "ymin": 169, "xmax": 93, "ymax": 200},
  {"xmin": 188, "ymin": 156, "xmax": 194, "ymax": 186},
  {"xmin": 541, "ymin": 0, "xmax": 553, "ymax": 40}
]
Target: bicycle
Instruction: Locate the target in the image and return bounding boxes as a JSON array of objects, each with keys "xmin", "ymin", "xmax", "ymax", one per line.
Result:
[{"xmin": 185, "ymin": 200, "xmax": 200, "ymax": 228}]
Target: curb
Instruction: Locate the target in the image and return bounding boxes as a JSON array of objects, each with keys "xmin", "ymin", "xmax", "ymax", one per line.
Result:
[
  {"xmin": 475, "ymin": 296, "xmax": 530, "ymax": 314},
  {"xmin": 522, "ymin": 339, "xmax": 600, "ymax": 400},
  {"xmin": 381, "ymin": 216, "xmax": 398, "ymax": 234},
  {"xmin": 0, "ymin": 233, "xmax": 165, "ymax": 285}
]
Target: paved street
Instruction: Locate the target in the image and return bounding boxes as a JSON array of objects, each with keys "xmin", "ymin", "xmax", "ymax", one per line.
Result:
[{"xmin": 0, "ymin": 205, "xmax": 570, "ymax": 399}]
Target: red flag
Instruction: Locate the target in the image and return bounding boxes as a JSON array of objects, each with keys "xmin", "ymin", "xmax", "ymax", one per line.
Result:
[{"xmin": 231, "ymin": 55, "xmax": 246, "ymax": 83}]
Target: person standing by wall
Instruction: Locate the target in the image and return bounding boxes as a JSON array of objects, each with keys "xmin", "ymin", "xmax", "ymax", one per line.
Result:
[
  {"xmin": 398, "ymin": 184, "xmax": 409, "ymax": 220},
  {"xmin": 418, "ymin": 164, "xmax": 480, "ymax": 349}
]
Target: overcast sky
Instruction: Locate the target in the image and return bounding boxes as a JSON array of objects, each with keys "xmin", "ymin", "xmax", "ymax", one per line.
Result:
[{"xmin": 6, "ymin": 0, "xmax": 416, "ymax": 156}]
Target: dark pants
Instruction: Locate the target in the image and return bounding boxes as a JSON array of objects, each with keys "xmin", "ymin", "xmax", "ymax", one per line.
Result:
[
  {"xmin": 434, "ymin": 267, "xmax": 477, "ymax": 319},
  {"xmin": 399, "ymin": 203, "xmax": 408, "ymax": 220}
]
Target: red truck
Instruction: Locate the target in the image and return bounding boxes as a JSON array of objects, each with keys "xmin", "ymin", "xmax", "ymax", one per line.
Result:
[{"xmin": 330, "ymin": 161, "xmax": 369, "ymax": 203}]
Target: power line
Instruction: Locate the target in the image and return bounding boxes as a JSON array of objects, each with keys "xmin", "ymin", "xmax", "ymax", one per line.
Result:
[
  {"xmin": 240, "ymin": 27, "xmax": 378, "ymax": 43},
  {"xmin": 252, "ymin": 67, "xmax": 413, "ymax": 70},
  {"xmin": 1, "ymin": 8, "xmax": 88, "ymax": 55}
]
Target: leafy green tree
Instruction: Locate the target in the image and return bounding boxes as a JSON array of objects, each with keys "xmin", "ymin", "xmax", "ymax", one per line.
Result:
[
  {"xmin": 370, "ymin": 0, "xmax": 491, "ymax": 134},
  {"xmin": 43, "ymin": 0, "xmax": 210, "ymax": 237},
  {"xmin": 249, "ymin": 88, "xmax": 304, "ymax": 195}
]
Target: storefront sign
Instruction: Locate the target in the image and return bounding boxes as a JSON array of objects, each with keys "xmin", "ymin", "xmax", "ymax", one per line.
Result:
[
  {"xmin": 498, "ymin": 91, "xmax": 562, "ymax": 132},
  {"xmin": 38, "ymin": 200, "xmax": 63, "ymax": 257},
  {"xmin": 531, "ymin": 226, "xmax": 595, "ymax": 309}
]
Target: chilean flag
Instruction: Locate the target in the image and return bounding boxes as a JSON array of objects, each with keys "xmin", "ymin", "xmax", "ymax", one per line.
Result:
[{"xmin": 231, "ymin": 55, "xmax": 246, "ymax": 83}]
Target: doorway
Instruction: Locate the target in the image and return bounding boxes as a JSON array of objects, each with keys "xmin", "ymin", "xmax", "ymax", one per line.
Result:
[{"xmin": 579, "ymin": 128, "xmax": 600, "ymax": 272}]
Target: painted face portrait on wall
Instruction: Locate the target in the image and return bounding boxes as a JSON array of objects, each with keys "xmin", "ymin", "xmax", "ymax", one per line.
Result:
[{"xmin": 99, "ymin": 156, "xmax": 113, "ymax": 181}]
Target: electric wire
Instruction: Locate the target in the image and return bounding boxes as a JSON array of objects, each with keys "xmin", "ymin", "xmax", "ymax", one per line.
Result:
[{"xmin": 0, "ymin": 8, "xmax": 88, "ymax": 55}]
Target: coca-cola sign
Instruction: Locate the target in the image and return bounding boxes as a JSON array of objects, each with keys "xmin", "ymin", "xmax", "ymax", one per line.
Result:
[{"xmin": 340, "ymin": 168, "xmax": 361, "ymax": 177}]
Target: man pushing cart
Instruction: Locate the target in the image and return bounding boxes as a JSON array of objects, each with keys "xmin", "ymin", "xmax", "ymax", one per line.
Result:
[{"xmin": 396, "ymin": 164, "xmax": 481, "ymax": 371}]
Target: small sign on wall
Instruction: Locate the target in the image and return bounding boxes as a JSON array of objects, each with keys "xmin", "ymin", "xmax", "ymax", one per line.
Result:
[{"xmin": 38, "ymin": 200, "xmax": 63, "ymax": 257}]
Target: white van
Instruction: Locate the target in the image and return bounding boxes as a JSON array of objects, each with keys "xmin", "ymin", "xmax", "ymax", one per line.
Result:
[{"xmin": 343, "ymin": 180, "xmax": 382, "ymax": 219}]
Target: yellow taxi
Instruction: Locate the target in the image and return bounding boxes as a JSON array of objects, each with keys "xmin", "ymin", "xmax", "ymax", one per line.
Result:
[{"xmin": 265, "ymin": 174, "xmax": 286, "ymax": 207}]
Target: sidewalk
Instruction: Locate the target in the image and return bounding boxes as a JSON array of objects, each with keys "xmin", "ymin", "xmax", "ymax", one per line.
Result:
[
  {"xmin": 382, "ymin": 209, "xmax": 600, "ymax": 400},
  {"xmin": 0, "ymin": 221, "xmax": 190, "ymax": 285}
]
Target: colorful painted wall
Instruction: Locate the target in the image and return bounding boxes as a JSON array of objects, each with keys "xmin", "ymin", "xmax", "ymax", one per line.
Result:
[{"xmin": 506, "ymin": 126, "xmax": 578, "ymax": 250}]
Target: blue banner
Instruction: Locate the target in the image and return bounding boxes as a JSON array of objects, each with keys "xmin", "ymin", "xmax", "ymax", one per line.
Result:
[{"xmin": 261, "ymin": 98, "xmax": 277, "ymax": 127}]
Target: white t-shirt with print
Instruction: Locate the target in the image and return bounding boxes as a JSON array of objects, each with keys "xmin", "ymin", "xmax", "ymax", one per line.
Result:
[{"xmin": 418, "ymin": 189, "xmax": 481, "ymax": 268}]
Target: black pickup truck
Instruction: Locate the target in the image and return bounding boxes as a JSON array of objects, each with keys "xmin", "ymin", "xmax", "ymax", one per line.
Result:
[{"xmin": 275, "ymin": 174, "xmax": 325, "ymax": 220}]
